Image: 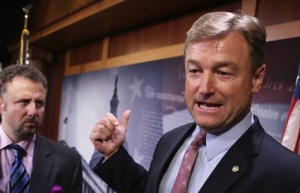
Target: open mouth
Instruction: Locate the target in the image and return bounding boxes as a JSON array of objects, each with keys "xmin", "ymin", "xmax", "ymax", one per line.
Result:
[{"xmin": 198, "ymin": 102, "xmax": 222, "ymax": 110}]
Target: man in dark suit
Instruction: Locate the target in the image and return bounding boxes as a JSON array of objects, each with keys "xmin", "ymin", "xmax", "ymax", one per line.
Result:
[
  {"xmin": 90, "ymin": 11, "xmax": 300, "ymax": 193},
  {"xmin": 0, "ymin": 65, "xmax": 82, "ymax": 193}
]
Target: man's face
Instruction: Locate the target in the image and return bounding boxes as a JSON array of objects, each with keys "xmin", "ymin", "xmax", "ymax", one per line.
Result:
[
  {"xmin": 184, "ymin": 33, "xmax": 265, "ymax": 134},
  {"xmin": 0, "ymin": 76, "xmax": 46, "ymax": 142}
]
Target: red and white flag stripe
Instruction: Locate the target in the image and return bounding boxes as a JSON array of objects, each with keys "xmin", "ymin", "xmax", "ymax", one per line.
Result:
[{"xmin": 282, "ymin": 64, "xmax": 300, "ymax": 154}]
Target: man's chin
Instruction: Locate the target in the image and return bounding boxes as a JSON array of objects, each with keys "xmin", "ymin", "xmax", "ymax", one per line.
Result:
[
  {"xmin": 21, "ymin": 127, "xmax": 38, "ymax": 135},
  {"xmin": 196, "ymin": 121, "xmax": 225, "ymax": 134}
]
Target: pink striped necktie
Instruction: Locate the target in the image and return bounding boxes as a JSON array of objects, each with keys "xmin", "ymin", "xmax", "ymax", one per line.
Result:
[{"xmin": 171, "ymin": 132, "xmax": 206, "ymax": 193}]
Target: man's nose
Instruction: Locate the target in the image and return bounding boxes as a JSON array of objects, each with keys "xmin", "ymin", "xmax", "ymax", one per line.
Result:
[
  {"xmin": 198, "ymin": 72, "xmax": 216, "ymax": 95},
  {"xmin": 27, "ymin": 102, "xmax": 37, "ymax": 116}
]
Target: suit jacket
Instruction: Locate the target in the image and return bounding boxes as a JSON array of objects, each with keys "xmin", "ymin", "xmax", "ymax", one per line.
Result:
[
  {"xmin": 30, "ymin": 134, "xmax": 82, "ymax": 193},
  {"xmin": 94, "ymin": 116, "xmax": 300, "ymax": 193}
]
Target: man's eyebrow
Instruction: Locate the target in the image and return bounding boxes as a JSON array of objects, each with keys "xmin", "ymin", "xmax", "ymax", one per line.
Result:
[
  {"xmin": 215, "ymin": 61, "xmax": 237, "ymax": 67},
  {"xmin": 185, "ymin": 58, "xmax": 200, "ymax": 65}
]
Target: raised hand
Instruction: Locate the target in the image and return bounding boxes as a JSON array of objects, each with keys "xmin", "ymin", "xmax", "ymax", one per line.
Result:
[{"xmin": 90, "ymin": 110, "xmax": 131, "ymax": 159}]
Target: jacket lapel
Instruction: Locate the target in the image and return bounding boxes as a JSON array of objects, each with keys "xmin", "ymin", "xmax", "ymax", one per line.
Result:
[
  {"xmin": 30, "ymin": 134, "xmax": 53, "ymax": 193},
  {"xmin": 199, "ymin": 116, "xmax": 264, "ymax": 193},
  {"xmin": 147, "ymin": 123, "xmax": 196, "ymax": 192},
  {"xmin": 158, "ymin": 123, "xmax": 196, "ymax": 170},
  {"xmin": 199, "ymin": 144, "xmax": 253, "ymax": 193}
]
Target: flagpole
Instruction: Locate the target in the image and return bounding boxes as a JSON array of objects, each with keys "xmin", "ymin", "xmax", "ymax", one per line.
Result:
[{"xmin": 19, "ymin": 4, "xmax": 32, "ymax": 66}]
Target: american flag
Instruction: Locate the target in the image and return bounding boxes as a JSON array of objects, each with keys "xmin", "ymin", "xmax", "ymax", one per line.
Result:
[{"xmin": 281, "ymin": 63, "xmax": 300, "ymax": 154}]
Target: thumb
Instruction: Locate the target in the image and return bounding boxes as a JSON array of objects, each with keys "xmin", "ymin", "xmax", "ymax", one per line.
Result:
[{"xmin": 119, "ymin": 110, "xmax": 131, "ymax": 130}]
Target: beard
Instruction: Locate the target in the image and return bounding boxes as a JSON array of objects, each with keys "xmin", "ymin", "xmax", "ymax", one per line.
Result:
[
  {"xmin": 16, "ymin": 119, "xmax": 40, "ymax": 139},
  {"xmin": 16, "ymin": 126, "xmax": 38, "ymax": 140}
]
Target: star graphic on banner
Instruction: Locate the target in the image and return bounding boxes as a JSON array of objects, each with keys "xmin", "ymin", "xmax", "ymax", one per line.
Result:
[{"xmin": 128, "ymin": 76, "xmax": 144, "ymax": 102}]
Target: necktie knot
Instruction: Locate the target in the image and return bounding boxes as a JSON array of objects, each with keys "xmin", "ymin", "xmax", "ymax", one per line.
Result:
[
  {"xmin": 191, "ymin": 132, "xmax": 206, "ymax": 148},
  {"xmin": 10, "ymin": 144, "xmax": 26, "ymax": 159}
]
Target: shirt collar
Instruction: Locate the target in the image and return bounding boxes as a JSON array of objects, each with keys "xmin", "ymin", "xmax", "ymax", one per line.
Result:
[
  {"xmin": 0, "ymin": 124, "xmax": 36, "ymax": 157},
  {"xmin": 201, "ymin": 110, "xmax": 254, "ymax": 160}
]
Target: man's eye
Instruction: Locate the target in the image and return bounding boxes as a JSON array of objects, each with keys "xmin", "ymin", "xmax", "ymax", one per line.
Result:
[
  {"xmin": 189, "ymin": 69, "xmax": 199, "ymax": 73},
  {"xmin": 36, "ymin": 101, "xmax": 44, "ymax": 108},
  {"xmin": 217, "ymin": 71, "xmax": 230, "ymax": 76}
]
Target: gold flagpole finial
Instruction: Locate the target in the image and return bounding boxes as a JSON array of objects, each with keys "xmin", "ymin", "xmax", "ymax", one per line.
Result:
[
  {"xmin": 19, "ymin": 4, "xmax": 32, "ymax": 66},
  {"xmin": 22, "ymin": 4, "xmax": 32, "ymax": 29}
]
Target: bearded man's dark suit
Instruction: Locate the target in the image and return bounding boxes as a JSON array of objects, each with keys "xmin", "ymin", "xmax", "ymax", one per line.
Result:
[
  {"xmin": 29, "ymin": 134, "xmax": 82, "ymax": 193},
  {"xmin": 94, "ymin": 116, "xmax": 300, "ymax": 193}
]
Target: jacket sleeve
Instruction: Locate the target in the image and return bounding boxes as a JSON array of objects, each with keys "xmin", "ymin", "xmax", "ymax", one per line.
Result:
[{"xmin": 93, "ymin": 146, "xmax": 148, "ymax": 193}]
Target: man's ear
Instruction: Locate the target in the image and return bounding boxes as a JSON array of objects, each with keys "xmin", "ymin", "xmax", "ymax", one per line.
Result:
[{"xmin": 252, "ymin": 64, "xmax": 266, "ymax": 94}]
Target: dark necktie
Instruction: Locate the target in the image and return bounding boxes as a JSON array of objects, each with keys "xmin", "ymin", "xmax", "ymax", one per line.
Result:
[
  {"xmin": 171, "ymin": 132, "xmax": 206, "ymax": 193},
  {"xmin": 10, "ymin": 144, "xmax": 30, "ymax": 193}
]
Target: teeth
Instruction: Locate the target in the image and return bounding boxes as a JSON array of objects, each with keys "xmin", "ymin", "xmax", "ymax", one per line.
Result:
[{"xmin": 199, "ymin": 104, "xmax": 219, "ymax": 110}]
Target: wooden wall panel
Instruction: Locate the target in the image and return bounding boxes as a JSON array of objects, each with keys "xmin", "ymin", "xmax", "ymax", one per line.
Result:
[
  {"xmin": 266, "ymin": 20, "xmax": 300, "ymax": 42},
  {"xmin": 108, "ymin": 18, "xmax": 188, "ymax": 58},
  {"xmin": 64, "ymin": 1, "xmax": 241, "ymax": 76},
  {"xmin": 41, "ymin": 52, "xmax": 66, "ymax": 140},
  {"xmin": 29, "ymin": 0, "xmax": 100, "ymax": 32},
  {"xmin": 241, "ymin": 0, "xmax": 257, "ymax": 16},
  {"xmin": 108, "ymin": 1, "xmax": 241, "ymax": 58},
  {"xmin": 69, "ymin": 40, "xmax": 103, "ymax": 66},
  {"xmin": 257, "ymin": 0, "xmax": 300, "ymax": 26},
  {"xmin": 256, "ymin": 0, "xmax": 300, "ymax": 42}
]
